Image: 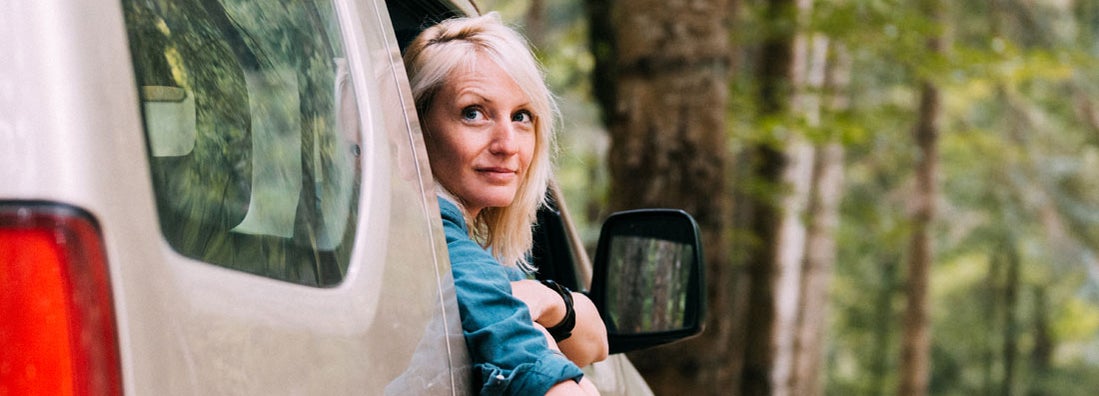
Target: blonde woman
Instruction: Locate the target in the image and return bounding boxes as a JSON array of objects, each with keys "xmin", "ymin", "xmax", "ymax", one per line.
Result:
[{"xmin": 404, "ymin": 13, "xmax": 607, "ymax": 396}]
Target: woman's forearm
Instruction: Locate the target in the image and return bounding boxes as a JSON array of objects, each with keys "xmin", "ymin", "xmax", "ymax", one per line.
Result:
[
  {"xmin": 512, "ymin": 280, "xmax": 609, "ymax": 367},
  {"xmin": 510, "ymin": 279, "xmax": 565, "ymax": 324}
]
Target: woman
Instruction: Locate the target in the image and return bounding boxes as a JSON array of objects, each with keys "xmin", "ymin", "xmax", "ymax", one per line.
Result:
[{"xmin": 403, "ymin": 13, "xmax": 607, "ymax": 396}]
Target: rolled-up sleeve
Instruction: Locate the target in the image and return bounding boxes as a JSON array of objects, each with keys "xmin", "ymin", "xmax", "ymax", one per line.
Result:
[{"xmin": 440, "ymin": 198, "xmax": 584, "ymax": 395}]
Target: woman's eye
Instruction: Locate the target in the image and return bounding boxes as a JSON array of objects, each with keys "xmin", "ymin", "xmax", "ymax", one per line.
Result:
[
  {"xmin": 512, "ymin": 110, "xmax": 533, "ymax": 124},
  {"xmin": 462, "ymin": 107, "xmax": 483, "ymax": 121}
]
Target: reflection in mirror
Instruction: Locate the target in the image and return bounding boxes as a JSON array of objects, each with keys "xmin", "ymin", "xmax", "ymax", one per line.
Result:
[
  {"xmin": 591, "ymin": 208, "xmax": 704, "ymax": 353},
  {"xmin": 606, "ymin": 236, "xmax": 695, "ymax": 333}
]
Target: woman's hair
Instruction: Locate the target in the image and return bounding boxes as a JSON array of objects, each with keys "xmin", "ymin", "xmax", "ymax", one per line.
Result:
[{"xmin": 403, "ymin": 12, "xmax": 557, "ymax": 271}]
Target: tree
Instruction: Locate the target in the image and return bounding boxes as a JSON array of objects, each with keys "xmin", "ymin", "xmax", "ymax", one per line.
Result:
[
  {"xmin": 898, "ymin": 0, "xmax": 945, "ymax": 393},
  {"xmin": 520, "ymin": 0, "xmax": 1099, "ymax": 392},
  {"xmin": 584, "ymin": 0, "xmax": 735, "ymax": 393},
  {"xmin": 737, "ymin": 0, "xmax": 800, "ymax": 393},
  {"xmin": 791, "ymin": 41, "xmax": 850, "ymax": 396}
]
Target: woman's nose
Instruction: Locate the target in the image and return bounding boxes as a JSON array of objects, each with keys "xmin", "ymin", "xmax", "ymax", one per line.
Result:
[{"xmin": 488, "ymin": 121, "xmax": 519, "ymax": 155}]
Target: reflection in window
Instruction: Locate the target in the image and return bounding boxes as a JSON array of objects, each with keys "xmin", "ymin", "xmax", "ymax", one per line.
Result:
[{"xmin": 122, "ymin": 0, "xmax": 360, "ymax": 287}]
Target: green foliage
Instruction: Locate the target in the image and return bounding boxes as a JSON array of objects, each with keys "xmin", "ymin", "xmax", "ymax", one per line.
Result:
[
  {"xmin": 487, "ymin": 0, "xmax": 1099, "ymax": 392},
  {"xmin": 823, "ymin": 0, "xmax": 1099, "ymax": 393}
]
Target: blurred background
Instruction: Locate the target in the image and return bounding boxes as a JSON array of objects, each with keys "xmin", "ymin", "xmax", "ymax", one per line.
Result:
[{"xmin": 479, "ymin": 0, "xmax": 1099, "ymax": 394}]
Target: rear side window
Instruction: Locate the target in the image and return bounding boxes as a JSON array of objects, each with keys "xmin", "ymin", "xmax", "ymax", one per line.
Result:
[{"xmin": 122, "ymin": 0, "xmax": 361, "ymax": 287}]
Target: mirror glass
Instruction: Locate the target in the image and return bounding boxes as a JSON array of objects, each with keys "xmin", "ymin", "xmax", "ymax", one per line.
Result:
[
  {"xmin": 591, "ymin": 208, "xmax": 704, "ymax": 353},
  {"xmin": 604, "ymin": 235, "xmax": 695, "ymax": 333}
]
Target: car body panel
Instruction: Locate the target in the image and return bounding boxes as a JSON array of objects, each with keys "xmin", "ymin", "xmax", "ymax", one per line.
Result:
[
  {"xmin": 3, "ymin": 0, "xmax": 466, "ymax": 394},
  {"xmin": 0, "ymin": 0, "xmax": 651, "ymax": 394}
]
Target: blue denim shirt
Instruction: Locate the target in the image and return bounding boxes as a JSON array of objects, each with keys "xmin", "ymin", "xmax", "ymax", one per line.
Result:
[{"xmin": 438, "ymin": 197, "xmax": 584, "ymax": 395}]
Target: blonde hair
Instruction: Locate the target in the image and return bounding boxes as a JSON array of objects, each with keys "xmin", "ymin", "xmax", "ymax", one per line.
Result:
[{"xmin": 403, "ymin": 12, "xmax": 557, "ymax": 271}]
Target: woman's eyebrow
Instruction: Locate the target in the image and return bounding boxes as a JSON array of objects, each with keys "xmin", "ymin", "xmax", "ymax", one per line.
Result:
[
  {"xmin": 454, "ymin": 89, "xmax": 492, "ymax": 104},
  {"xmin": 454, "ymin": 87, "xmax": 531, "ymax": 110}
]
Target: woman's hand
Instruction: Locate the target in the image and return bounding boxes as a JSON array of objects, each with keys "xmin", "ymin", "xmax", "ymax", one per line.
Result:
[
  {"xmin": 511, "ymin": 280, "xmax": 609, "ymax": 367},
  {"xmin": 556, "ymin": 292, "xmax": 608, "ymax": 367}
]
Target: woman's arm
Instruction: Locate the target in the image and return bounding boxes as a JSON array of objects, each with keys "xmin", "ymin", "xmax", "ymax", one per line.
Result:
[
  {"xmin": 511, "ymin": 280, "xmax": 609, "ymax": 367},
  {"xmin": 546, "ymin": 377, "xmax": 601, "ymax": 396},
  {"xmin": 557, "ymin": 292, "xmax": 608, "ymax": 366},
  {"xmin": 440, "ymin": 198, "xmax": 587, "ymax": 395},
  {"xmin": 532, "ymin": 325, "xmax": 601, "ymax": 396}
]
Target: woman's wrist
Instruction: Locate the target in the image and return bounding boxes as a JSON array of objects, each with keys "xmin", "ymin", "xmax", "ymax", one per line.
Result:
[{"xmin": 539, "ymin": 279, "xmax": 576, "ymax": 342}]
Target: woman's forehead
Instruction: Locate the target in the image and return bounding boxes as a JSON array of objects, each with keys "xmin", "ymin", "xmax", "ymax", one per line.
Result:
[{"xmin": 444, "ymin": 55, "xmax": 530, "ymax": 102}]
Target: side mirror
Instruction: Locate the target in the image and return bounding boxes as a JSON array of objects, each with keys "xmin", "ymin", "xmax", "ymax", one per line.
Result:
[{"xmin": 590, "ymin": 209, "xmax": 705, "ymax": 354}]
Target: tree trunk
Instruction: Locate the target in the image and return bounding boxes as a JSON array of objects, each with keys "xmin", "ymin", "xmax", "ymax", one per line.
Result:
[
  {"xmin": 871, "ymin": 255, "xmax": 900, "ymax": 394},
  {"xmin": 982, "ymin": 252, "xmax": 1002, "ymax": 396},
  {"xmin": 1028, "ymin": 287, "xmax": 1052, "ymax": 396},
  {"xmin": 771, "ymin": 137, "xmax": 814, "ymax": 396},
  {"xmin": 791, "ymin": 40, "xmax": 849, "ymax": 396},
  {"xmin": 585, "ymin": 0, "xmax": 735, "ymax": 393},
  {"xmin": 1001, "ymin": 239, "xmax": 1020, "ymax": 396},
  {"xmin": 740, "ymin": 0, "xmax": 797, "ymax": 394},
  {"xmin": 897, "ymin": 7, "xmax": 944, "ymax": 391},
  {"xmin": 898, "ymin": 83, "xmax": 939, "ymax": 396},
  {"xmin": 788, "ymin": 142, "xmax": 841, "ymax": 396},
  {"xmin": 773, "ymin": 4, "xmax": 827, "ymax": 391},
  {"xmin": 524, "ymin": 0, "xmax": 546, "ymax": 50}
]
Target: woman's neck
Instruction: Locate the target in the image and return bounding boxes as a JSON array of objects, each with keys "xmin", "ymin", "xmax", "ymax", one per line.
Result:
[{"xmin": 436, "ymin": 187, "xmax": 479, "ymax": 222}]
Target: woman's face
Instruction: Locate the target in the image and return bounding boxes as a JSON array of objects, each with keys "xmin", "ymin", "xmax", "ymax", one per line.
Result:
[{"xmin": 424, "ymin": 54, "xmax": 536, "ymax": 217}]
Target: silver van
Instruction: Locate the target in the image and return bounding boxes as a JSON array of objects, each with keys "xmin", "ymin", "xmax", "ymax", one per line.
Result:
[{"xmin": 0, "ymin": 0, "xmax": 704, "ymax": 394}]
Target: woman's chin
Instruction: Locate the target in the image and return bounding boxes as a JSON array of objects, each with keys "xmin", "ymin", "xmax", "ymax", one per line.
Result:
[{"xmin": 469, "ymin": 190, "xmax": 519, "ymax": 210}]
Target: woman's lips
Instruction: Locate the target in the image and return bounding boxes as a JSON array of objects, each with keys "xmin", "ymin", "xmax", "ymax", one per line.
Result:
[{"xmin": 476, "ymin": 167, "xmax": 518, "ymax": 183}]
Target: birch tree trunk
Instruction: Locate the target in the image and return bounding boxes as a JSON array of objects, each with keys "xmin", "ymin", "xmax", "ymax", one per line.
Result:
[
  {"xmin": 791, "ymin": 40, "xmax": 850, "ymax": 396},
  {"xmin": 772, "ymin": 0, "xmax": 827, "ymax": 389},
  {"xmin": 771, "ymin": 130, "xmax": 814, "ymax": 396}
]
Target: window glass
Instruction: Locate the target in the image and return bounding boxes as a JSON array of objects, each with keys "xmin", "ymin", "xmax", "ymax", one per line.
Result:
[{"xmin": 122, "ymin": 0, "xmax": 360, "ymax": 287}]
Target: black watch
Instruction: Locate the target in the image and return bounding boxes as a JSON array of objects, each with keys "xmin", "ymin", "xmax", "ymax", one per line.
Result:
[{"xmin": 539, "ymin": 279, "xmax": 576, "ymax": 342}]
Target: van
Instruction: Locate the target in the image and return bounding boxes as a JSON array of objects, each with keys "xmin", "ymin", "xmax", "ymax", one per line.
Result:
[{"xmin": 0, "ymin": 0, "xmax": 704, "ymax": 394}]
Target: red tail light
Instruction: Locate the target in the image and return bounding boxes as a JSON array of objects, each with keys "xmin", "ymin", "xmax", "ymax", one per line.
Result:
[{"xmin": 1, "ymin": 203, "xmax": 121, "ymax": 396}]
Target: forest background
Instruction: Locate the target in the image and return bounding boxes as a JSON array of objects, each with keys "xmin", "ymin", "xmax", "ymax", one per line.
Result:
[{"xmin": 480, "ymin": 0, "xmax": 1099, "ymax": 394}]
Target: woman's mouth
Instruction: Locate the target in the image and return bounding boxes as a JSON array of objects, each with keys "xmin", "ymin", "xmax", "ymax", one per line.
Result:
[{"xmin": 476, "ymin": 167, "xmax": 518, "ymax": 183}]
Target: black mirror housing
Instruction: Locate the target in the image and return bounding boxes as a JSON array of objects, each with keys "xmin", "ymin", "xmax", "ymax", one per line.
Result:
[{"xmin": 590, "ymin": 209, "xmax": 705, "ymax": 355}]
